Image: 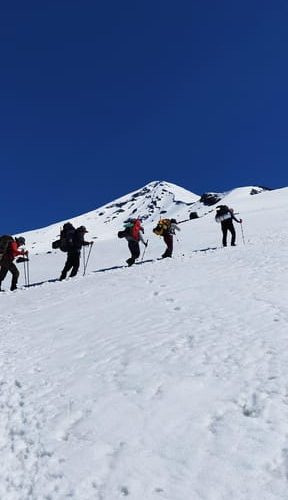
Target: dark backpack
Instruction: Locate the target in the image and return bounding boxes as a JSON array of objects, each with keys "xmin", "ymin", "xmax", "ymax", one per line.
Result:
[
  {"xmin": 215, "ymin": 205, "xmax": 231, "ymax": 223},
  {"xmin": 0, "ymin": 235, "xmax": 14, "ymax": 262},
  {"xmin": 60, "ymin": 223, "xmax": 76, "ymax": 252},
  {"xmin": 52, "ymin": 223, "xmax": 76, "ymax": 252},
  {"xmin": 118, "ymin": 227, "xmax": 131, "ymax": 239}
]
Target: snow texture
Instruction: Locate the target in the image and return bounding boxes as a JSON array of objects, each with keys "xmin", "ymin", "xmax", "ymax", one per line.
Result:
[{"xmin": 0, "ymin": 181, "xmax": 288, "ymax": 499}]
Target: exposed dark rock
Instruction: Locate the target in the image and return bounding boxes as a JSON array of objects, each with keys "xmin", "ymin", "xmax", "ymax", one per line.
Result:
[{"xmin": 200, "ymin": 193, "xmax": 222, "ymax": 206}]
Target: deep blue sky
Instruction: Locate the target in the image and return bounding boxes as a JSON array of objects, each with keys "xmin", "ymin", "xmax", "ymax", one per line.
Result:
[{"xmin": 1, "ymin": 0, "xmax": 288, "ymax": 233}]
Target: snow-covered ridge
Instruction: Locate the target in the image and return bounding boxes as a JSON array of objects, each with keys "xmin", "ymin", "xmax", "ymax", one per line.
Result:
[{"xmin": 19, "ymin": 181, "xmax": 278, "ymax": 254}]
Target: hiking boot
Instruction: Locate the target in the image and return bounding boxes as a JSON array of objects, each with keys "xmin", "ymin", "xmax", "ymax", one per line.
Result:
[
  {"xmin": 126, "ymin": 258, "xmax": 135, "ymax": 267},
  {"xmin": 161, "ymin": 253, "xmax": 172, "ymax": 258}
]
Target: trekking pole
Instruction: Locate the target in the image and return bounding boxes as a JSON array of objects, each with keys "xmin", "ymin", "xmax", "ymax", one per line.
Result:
[
  {"xmin": 141, "ymin": 240, "xmax": 149, "ymax": 261},
  {"xmin": 82, "ymin": 246, "xmax": 86, "ymax": 275},
  {"xmin": 240, "ymin": 222, "xmax": 245, "ymax": 245},
  {"xmin": 83, "ymin": 244, "xmax": 93, "ymax": 276},
  {"xmin": 26, "ymin": 259, "xmax": 30, "ymax": 287},
  {"xmin": 23, "ymin": 260, "xmax": 27, "ymax": 287}
]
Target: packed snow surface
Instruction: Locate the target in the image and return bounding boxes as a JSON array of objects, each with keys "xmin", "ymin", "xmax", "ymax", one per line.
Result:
[{"xmin": 0, "ymin": 183, "xmax": 288, "ymax": 499}]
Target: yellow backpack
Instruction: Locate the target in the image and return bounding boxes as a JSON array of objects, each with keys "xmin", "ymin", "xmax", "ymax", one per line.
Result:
[{"xmin": 153, "ymin": 219, "xmax": 171, "ymax": 236}]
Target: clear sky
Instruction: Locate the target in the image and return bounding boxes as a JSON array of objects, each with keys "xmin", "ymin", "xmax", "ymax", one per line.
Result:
[{"xmin": 1, "ymin": 0, "xmax": 288, "ymax": 233}]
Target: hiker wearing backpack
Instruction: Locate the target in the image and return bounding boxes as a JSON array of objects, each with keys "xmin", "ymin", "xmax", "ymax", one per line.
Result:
[
  {"xmin": 215, "ymin": 206, "xmax": 242, "ymax": 247},
  {"xmin": 59, "ymin": 225, "xmax": 93, "ymax": 280},
  {"xmin": 0, "ymin": 236, "xmax": 28, "ymax": 291},
  {"xmin": 118, "ymin": 218, "xmax": 147, "ymax": 267},
  {"xmin": 153, "ymin": 218, "xmax": 180, "ymax": 258}
]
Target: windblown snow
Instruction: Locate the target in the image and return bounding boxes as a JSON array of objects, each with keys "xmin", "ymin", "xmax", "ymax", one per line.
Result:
[{"xmin": 0, "ymin": 181, "xmax": 288, "ymax": 500}]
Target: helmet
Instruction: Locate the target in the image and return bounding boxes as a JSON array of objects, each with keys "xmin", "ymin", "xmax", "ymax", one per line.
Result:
[
  {"xmin": 78, "ymin": 226, "xmax": 88, "ymax": 233},
  {"xmin": 16, "ymin": 236, "xmax": 25, "ymax": 246}
]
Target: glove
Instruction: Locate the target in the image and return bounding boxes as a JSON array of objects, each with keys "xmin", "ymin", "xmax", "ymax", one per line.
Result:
[
  {"xmin": 16, "ymin": 256, "xmax": 29, "ymax": 263},
  {"xmin": 90, "ymin": 241, "xmax": 94, "ymax": 246},
  {"xmin": 239, "ymin": 219, "xmax": 243, "ymax": 223},
  {"xmin": 23, "ymin": 250, "xmax": 29, "ymax": 256},
  {"xmin": 145, "ymin": 241, "xmax": 148, "ymax": 247}
]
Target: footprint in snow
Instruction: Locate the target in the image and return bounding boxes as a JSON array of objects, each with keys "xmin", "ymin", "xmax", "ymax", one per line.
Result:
[
  {"xmin": 120, "ymin": 485, "xmax": 129, "ymax": 496},
  {"xmin": 0, "ymin": 379, "xmax": 71, "ymax": 497}
]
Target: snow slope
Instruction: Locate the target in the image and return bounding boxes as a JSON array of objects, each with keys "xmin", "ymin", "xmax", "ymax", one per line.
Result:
[
  {"xmin": 21, "ymin": 181, "xmax": 199, "ymax": 254},
  {"xmin": 0, "ymin": 182, "xmax": 288, "ymax": 499}
]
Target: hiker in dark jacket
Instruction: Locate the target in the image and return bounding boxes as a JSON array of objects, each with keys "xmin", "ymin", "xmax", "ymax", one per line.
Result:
[
  {"xmin": 0, "ymin": 237, "xmax": 28, "ymax": 291},
  {"xmin": 215, "ymin": 206, "xmax": 242, "ymax": 247},
  {"xmin": 59, "ymin": 226, "xmax": 92, "ymax": 280},
  {"xmin": 162, "ymin": 219, "xmax": 180, "ymax": 258}
]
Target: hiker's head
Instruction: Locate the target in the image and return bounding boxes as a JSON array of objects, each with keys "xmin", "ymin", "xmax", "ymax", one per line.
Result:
[
  {"xmin": 15, "ymin": 236, "xmax": 25, "ymax": 246},
  {"xmin": 170, "ymin": 218, "xmax": 177, "ymax": 223},
  {"xmin": 78, "ymin": 226, "xmax": 88, "ymax": 233}
]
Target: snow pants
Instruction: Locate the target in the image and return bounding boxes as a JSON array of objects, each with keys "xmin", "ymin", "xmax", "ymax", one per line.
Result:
[
  {"xmin": 60, "ymin": 250, "xmax": 81, "ymax": 279},
  {"xmin": 127, "ymin": 240, "xmax": 140, "ymax": 266},
  {"xmin": 221, "ymin": 220, "xmax": 236, "ymax": 246},
  {"xmin": 0, "ymin": 260, "xmax": 20, "ymax": 291},
  {"xmin": 162, "ymin": 233, "xmax": 173, "ymax": 258}
]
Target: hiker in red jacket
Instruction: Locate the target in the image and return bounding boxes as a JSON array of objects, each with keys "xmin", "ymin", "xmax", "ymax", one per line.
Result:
[
  {"xmin": 118, "ymin": 218, "xmax": 147, "ymax": 266},
  {"xmin": 125, "ymin": 219, "xmax": 147, "ymax": 266},
  {"xmin": 0, "ymin": 237, "xmax": 28, "ymax": 291}
]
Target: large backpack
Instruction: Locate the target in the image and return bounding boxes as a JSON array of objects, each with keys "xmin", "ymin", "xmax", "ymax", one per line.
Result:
[
  {"xmin": 215, "ymin": 206, "xmax": 231, "ymax": 223},
  {"xmin": 52, "ymin": 223, "xmax": 76, "ymax": 252},
  {"xmin": 60, "ymin": 223, "xmax": 76, "ymax": 252},
  {"xmin": 153, "ymin": 219, "xmax": 171, "ymax": 236},
  {"xmin": 0, "ymin": 235, "xmax": 14, "ymax": 262},
  {"xmin": 118, "ymin": 219, "xmax": 142, "ymax": 240}
]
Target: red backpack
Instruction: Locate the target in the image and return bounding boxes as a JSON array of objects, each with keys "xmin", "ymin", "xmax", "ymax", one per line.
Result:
[
  {"xmin": 121, "ymin": 219, "xmax": 143, "ymax": 240},
  {"xmin": 131, "ymin": 219, "xmax": 143, "ymax": 240},
  {"xmin": 0, "ymin": 235, "xmax": 14, "ymax": 262}
]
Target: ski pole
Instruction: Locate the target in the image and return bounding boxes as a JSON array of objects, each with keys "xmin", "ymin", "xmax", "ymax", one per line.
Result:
[
  {"xmin": 240, "ymin": 222, "xmax": 245, "ymax": 245},
  {"xmin": 26, "ymin": 259, "xmax": 30, "ymax": 287},
  {"xmin": 83, "ymin": 243, "xmax": 93, "ymax": 276},
  {"xmin": 82, "ymin": 246, "xmax": 86, "ymax": 275},
  {"xmin": 23, "ymin": 259, "xmax": 27, "ymax": 287},
  {"xmin": 141, "ymin": 240, "xmax": 149, "ymax": 261}
]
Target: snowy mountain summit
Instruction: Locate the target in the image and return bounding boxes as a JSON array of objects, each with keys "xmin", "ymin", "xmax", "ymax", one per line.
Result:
[
  {"xmin": 1, "ymin": 181, "xmax": 288, "ymax": 500},
  {"xmin": 23, "ymin": 180, "xmax": 271, "ymax": 253},
  {"xmin": 25, "ymin": 181, "xmax": 200, "ymax": 253}
]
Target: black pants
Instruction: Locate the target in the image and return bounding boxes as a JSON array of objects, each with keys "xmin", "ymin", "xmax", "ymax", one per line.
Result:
[
  {"xmin": 60, "ymin": 250, "xmax": 81, "ymax": 279},
  {"xmin": 0, "ymin": 260, "xmax": 19, "ymax": 291},
  {"xmin": 162, "ymin": 233, "xmax": 173, "ymax": 258},
  {"xmin": 221, "ymin": 220, "xmax": 236, "ymax": 246},
  {"xmin": 126, "ymin": 240, "xmax": 140, "ymax": 266}
]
